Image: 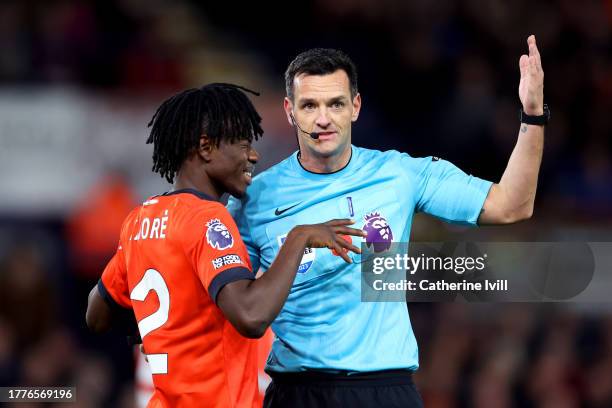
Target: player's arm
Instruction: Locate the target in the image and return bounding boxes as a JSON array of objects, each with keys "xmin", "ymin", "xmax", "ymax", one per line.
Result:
[
  {"xmin": 86, "ymin": 285, "xmax": 113, "ymax": 333},
  {"xmin": 86, "ymin": 248, "xmax": 140, "ymax": 342},
  {"xmin": 86, "ymin": 283, "xmax": 141, "ymax": 345},
  {"xmin": 217, "ymin": 219, "xmax": 365, "ymax": 339},
  {"xmin": 86, "ymin": 280, "xmax": 141, "ymax": 343},
  {"xmin": 479, "ymin": 35, "xmax": 545, "ymax": 225},
  {"xmin": 86, "ymin": 250, "xmax": 127, "ymax": 333}
]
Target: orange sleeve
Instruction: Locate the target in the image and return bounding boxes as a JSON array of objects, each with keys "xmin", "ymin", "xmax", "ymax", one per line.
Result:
[
  {"xmin": 186, "ymin": 204, "xmax": 254, "ymax": 303},
  {"xmin": 99, "ymin": 244, "xmax": 131, "ymax": 309}
]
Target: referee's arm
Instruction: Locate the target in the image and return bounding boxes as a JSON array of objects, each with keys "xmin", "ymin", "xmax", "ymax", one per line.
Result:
[{"xmin": 479, "ymin": 35, "xmax": 545, "ymax": 225}]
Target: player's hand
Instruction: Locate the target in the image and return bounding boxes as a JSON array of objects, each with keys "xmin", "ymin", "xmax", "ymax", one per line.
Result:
[
  {"xmin": 295, "ymin": 219, "xmax": 366, "ymax": 264},
  {"xmin": 518, "ymin": 35, "xmax": 544, "ymax": 115}
]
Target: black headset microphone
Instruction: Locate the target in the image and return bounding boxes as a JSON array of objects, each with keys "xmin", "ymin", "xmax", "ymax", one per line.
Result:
[{"xmin": 290, "ymin": 113, "xmax": 320, "ymax": 139}]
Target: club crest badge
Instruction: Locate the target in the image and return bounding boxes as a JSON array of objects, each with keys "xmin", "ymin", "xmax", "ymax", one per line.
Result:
[
  {"xmin": 363, "ymin": 212, "xmax": 393, "ymax": 253},
  {"xmin": 206, "ymin": 219, "xmax": 234, "ymax": 250}
]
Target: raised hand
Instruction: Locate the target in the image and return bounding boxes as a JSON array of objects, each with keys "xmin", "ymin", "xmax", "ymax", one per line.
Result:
[{"xmin": 518, "ymin": 35, "xmax": 544, "ymax": 115}]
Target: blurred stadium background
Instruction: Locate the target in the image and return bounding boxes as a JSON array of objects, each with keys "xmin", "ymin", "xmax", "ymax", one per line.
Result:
[{"xmin": 0, "ymin": 0, "xmax": 611, "ymax": 407}]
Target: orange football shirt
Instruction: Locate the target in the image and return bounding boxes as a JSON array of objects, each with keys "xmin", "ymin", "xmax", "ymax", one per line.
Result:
[{"xmin": 99, "ymin": 189, "xmax": 258, "ymax": 408}]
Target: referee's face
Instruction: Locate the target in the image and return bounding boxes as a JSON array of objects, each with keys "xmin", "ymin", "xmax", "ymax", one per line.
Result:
[{"xmin": 285, "ymin": 70, "xmax": 361, "ymax": 163}]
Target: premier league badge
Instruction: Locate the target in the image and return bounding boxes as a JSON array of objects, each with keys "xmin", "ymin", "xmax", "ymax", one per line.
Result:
[
  {"xmin": 363, "ymin": 212, "xmax": 393, "ymax": 253},
  {"xmin": 206, "ymin": 219, "xmax": 234, "ymax": 250}
]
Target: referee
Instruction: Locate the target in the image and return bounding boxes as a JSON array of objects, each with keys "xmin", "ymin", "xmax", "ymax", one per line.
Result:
[{"xmin": 228, "ymin": 37, "xmax": 546, "ymax": 407}]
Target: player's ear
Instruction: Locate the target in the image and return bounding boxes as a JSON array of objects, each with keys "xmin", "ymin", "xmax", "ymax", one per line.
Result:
[{"xmin": 198, "ymin": 134, "xmax": 214, "ymax": 162}]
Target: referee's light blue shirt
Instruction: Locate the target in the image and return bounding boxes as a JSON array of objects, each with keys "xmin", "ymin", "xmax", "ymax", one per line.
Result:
[{"xmin": 227, "ymin": 146, "xmax": 492, "ymax": 373}]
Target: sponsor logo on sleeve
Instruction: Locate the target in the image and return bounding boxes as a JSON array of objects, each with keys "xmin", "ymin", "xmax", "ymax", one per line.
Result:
[{"xmin": 212, "ymin": 254, "xmax": 243, "ymax": 269}]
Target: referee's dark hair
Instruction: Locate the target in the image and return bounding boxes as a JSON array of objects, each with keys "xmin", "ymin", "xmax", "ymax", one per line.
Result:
[
  {"xmin": 285, "ymin": 48, "xmax": 358, "ymax": 101},
  {"xmin": 146, "ymin": 83, "xmax": 263, "ymax": 184}
]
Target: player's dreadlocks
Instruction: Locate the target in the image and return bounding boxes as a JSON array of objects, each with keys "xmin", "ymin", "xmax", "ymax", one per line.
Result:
[{"xmin": 146, "ymin": 83, "xmax": 263, "ymax": 184}]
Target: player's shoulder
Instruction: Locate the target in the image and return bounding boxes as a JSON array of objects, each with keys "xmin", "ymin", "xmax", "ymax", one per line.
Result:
[
  {"xmin": 122, "ymin": 205, "xmax": 141, "ymax": 223},
  {"xmin": 151, "ymin": 190, "xmax": 230, "ymax": 230},
  {"xmin": 169, "ymin": 191, "xmax": 228, "ymax": 220},
  {"xmin": 117, "ymin": 205, "xmax": 142, "ymax": 239},
  {"xmin": 161, "ymin": 191, "xmax": 236, "ymax": 245},
  {"xmin": 154, "ymin": 189, "xmax": 223, "ymax": 210}
]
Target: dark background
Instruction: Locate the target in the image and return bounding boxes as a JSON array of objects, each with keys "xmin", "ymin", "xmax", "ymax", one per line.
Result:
[{"xmin": 0, "ymin": 1, "xmax": 610, "ymax": 407}]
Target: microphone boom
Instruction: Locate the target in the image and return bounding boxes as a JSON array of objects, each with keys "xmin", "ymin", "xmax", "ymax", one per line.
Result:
[{"xmin": 291, "ymin": 113, "xmax": 320, "ymax": 140}]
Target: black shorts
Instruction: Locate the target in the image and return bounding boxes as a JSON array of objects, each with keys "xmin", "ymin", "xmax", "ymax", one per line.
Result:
[{"xmin": 263, "ymin": 369, "xmax": 423, "ymax": 408}]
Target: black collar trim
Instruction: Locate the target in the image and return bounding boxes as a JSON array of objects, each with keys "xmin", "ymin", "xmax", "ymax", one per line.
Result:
[
  {"xmin": 163, "ymin": 188, "xmax": 216, "ymax": 201},
  {"xmin": 296, "ymin": 148, "xmax": 353, "ymax": 175}
]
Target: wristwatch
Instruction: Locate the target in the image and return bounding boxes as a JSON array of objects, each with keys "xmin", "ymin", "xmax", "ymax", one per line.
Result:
[{"xmin": 519, "ymin": 104, "xmax": 550, "ymax": 126}]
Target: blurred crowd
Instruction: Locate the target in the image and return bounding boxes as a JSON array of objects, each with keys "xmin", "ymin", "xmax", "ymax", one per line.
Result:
[
  {"xmin": 0, "ymin": 0, "xmax": 611, "ymax": 407},
  {"xmin": 413, "ymin": 304, "xmax": 612, "ymax": 408}
]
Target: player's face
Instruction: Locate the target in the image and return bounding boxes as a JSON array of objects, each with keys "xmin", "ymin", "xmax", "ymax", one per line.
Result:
[
  {"xmin": 208, "ymin": 139, "xmax": 259, "ymax": 198},
  {"xmin": 284, "ymin": 70, "xmax": 361, "ymax": 160}
]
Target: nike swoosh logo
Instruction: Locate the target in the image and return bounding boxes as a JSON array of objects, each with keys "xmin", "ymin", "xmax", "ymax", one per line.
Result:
[{"xmin": 275, "ymin": 203, "xmax": 301, "ymax": 216}]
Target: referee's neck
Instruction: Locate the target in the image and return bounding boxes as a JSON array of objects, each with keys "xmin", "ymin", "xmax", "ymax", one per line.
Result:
[{"xmin": 298, "ymin": 145, "xmax": 352, "ymax": 174}]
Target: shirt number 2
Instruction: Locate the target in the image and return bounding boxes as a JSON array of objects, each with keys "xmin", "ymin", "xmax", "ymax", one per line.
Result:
[{"xmin": 130, "ymin": 268, "xmax": 170, "ymax": 374}]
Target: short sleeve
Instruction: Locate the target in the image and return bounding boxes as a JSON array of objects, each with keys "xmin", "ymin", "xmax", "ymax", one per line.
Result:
[
  {"xmin": 227, "ymin": 196, "xmax": 261, "ymax": 272},
  {"xmin": 187, "ymin": 204, "xmax": 255, "ymax": 303},
  {"xmin": 405, "ymin": 154, "xmax": 493, "ymax": 226},
  {"xmin": 99, "ymin": 245, "xmax": 131, "ymax": 309}
]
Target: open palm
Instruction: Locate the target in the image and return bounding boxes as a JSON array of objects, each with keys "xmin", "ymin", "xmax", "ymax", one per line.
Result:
[{"xmin": 518, "ymin": 35, "xmax": 544, "ymax": 115}]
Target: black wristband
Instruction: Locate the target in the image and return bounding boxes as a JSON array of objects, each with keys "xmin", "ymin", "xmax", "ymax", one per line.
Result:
[{"xmin": 519, "ymin": 104, "xmax": 550, "ymax": 126}]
